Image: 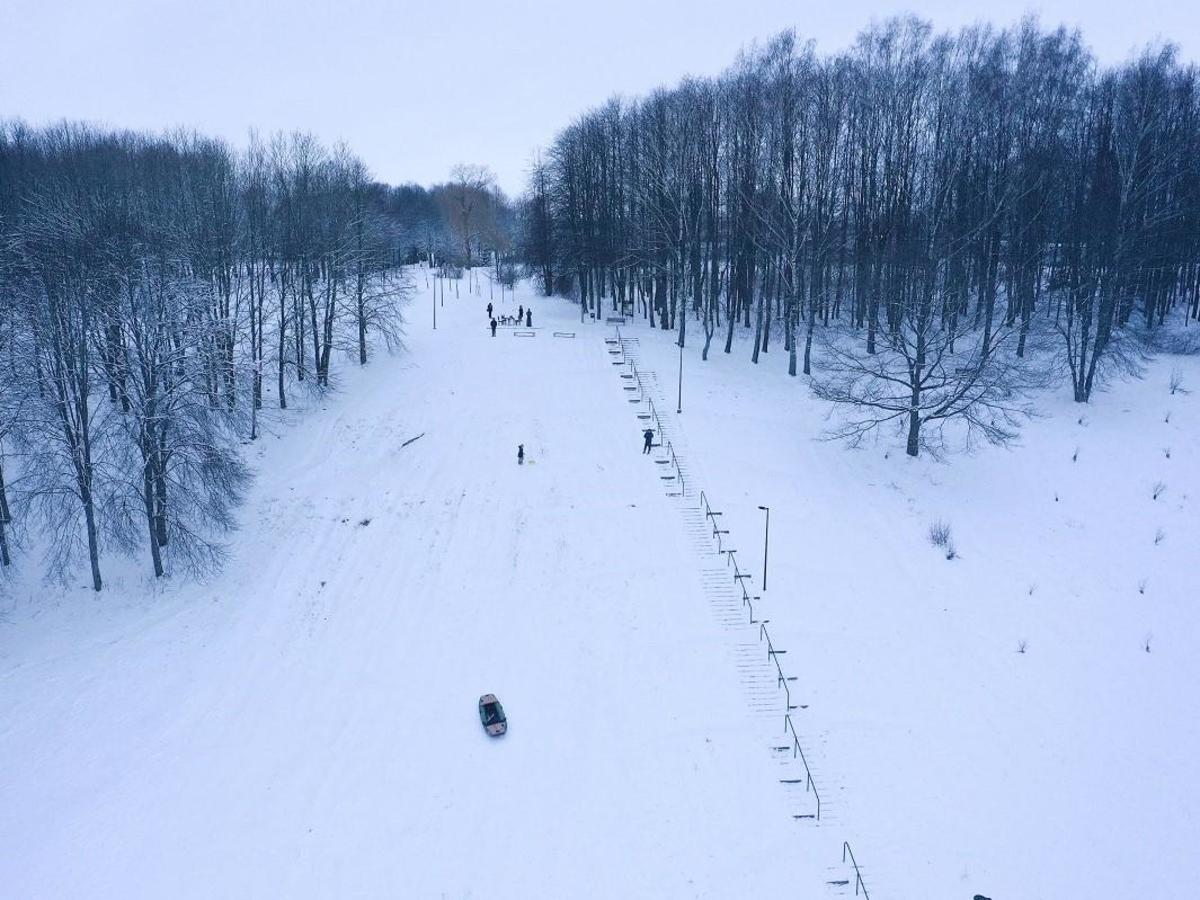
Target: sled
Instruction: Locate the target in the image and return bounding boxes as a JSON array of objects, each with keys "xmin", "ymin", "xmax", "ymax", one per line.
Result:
[{"xmin": 479, "ymin": 694, "xmax": 507, "ymax": 736}]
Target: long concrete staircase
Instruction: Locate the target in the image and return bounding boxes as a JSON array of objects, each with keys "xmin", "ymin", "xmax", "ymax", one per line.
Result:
[{"xmin": 603, "ymin": 327, "xmax": 872, "ymax": 897}]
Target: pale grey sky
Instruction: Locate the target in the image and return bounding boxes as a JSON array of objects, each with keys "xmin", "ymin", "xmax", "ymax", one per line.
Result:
[{"xmin": 1, "ymin": 0, "xmax": 1195, "ymax": 195}]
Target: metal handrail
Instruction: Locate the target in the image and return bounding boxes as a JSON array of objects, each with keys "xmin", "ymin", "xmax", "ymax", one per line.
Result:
[
  {"xmin": 625, "ymin": 380, "xmax": 826, "ymax": 829},
  {"xmin": 842, "ymin": 842, "xmax": 869, "ymax": 898},
  {"xmin": 667, "ymin": 443, "xmax": 685, "ymax": 495},
  {"xmin": 760, "ymin": 623, "xmax": 792, "ymax": 711},
  {"xmin": 785, "ymin": 714, "xmax": 822, "ymax": 821}
]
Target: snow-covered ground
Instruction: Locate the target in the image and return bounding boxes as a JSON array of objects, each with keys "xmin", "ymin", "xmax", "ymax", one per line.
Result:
[
  {"xmin": 601, "ymin": 291, "xmax": 1200, "ymax": 898},
  {"xmin": 2, "ymin": 269, "xmax": 1198, "ymax": 898},
  {"xmin": 0, "ymin": 271, "xmax": 824, "ymax": 898}
]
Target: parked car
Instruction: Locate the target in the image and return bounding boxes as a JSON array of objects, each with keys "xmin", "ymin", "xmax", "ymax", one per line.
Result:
[{"xmin": 478, "ymin": 694, "xmax": 507, "ymax": 736}]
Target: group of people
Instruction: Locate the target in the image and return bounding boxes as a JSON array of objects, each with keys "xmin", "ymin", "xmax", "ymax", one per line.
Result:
[{"xmin": 487, "ymin": 301, "xmax": 532, "ymax": 336}]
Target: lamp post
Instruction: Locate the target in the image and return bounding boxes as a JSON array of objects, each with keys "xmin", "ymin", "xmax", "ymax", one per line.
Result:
[
  {"xmin": 676, "ymin": 340, "xmax": 683, "ymax": 414},
  {"xmin": 757, "ymin": 505, "xmax": 770, "ymax": 591}
]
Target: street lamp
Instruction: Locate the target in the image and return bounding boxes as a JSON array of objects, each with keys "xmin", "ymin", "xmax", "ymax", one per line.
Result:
[
  {"xmin": 757, "ymin": 505, "xmax": 770, "ymax": 591},
  {"xmin": 676, "ymin": 340, "xmax": 683, "ymax": 414}
]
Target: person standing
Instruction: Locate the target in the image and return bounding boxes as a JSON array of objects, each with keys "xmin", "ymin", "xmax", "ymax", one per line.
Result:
[
  {"xmin": 642, "ymin": 428, "xmax": 655, "ymax": 454},
  {"xmin": 518, "ymin": 304, "xmax": 524, "ymax": 322},
  {"xmin": 490, "ymin": 318, "xmax": 497, "ymax": 337},
  {"xmin": 526, "ymin": 308, "xmax": 532, "ymax": 327},
  {"xmin": 517, "ymin": 444, "xmax": 525, "ymax": 465},
  {"xmin": 487, "ymin": 302, "xmax": 493, "ymax": 318}
]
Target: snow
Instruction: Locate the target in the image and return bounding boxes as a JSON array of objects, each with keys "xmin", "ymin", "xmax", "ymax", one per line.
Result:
[
  {"xmin": 614, "ymin": 296, "xmax": 1200, "ymax": 898},
  {"xmin": 2, "ymin": 268, "xmax": 1198, "ymax": 898},
  {"xmin": 0, "ymin": 272, "xmax": 823, "ymax": 898}
]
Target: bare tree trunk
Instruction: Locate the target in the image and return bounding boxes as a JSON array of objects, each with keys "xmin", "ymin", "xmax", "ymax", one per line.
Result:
[
  {"xmin": 154, "ymin": 430, "xmax": 169, "ymax": 548},
  {"xmin": 81, "ymin": 480, "xmax": 102, "ymax": 592},
  {"xmin": 142, "ymin": 447, "xmax": 164, "ymax": 577},
  {"xmin": 751, "ymin": 286, "xmax": 764, "ymax": 364},
  {"xmin": 0, "ymin": 460, "xmax": 11, "ymax": 526},
  {"xmin": 0, "ymin": 461, "xmax": 10, "ymax": 567},
  {"xmin": 278, "ymin": 280, "xmax": 289, "ymax": 408},
  {"xmin": 357, "ymin": 267, "xmax": 368, "ymax": 365}
]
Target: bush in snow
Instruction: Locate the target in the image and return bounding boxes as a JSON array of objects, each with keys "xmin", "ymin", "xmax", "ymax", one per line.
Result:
[
  {"xmin": 928, "ymin": 520, "xmax": 956, "ymax": 559},
  {"xmin": 1168, "ymin": 368, "xmax": 1187, "ymax": 395}
]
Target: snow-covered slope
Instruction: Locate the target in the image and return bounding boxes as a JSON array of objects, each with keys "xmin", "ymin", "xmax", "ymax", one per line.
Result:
[
  {"xmin": 3, "ymin": 270, "xmax": 1197, "ymax": 898},
  {"xmin": 615, "ymin": 293, "xmax": 1200, "ymax": 899},
  {"xmin": 0, "ymin": 273, "xmax": 826, "ymax": 898}
]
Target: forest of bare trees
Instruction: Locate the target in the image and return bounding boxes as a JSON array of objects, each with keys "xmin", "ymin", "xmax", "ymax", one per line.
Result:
[
  {"xmin": 0, "ymin": 123, "xmax": 512, "ymax": 589},
  {"xmin": 523, "ymin": 17, "xmax": 1200, "ymax": 456}
]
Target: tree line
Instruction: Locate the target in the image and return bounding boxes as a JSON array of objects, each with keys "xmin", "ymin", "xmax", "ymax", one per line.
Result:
[
  {"xmin": 0, "ymin": 123, "xmax": 508, "ymax": 589},
  {"xmin": 389, "ymin": 163, "xmax": 515, "ymax": 270},
  {"xmin": 521, "ymin": 17, "xmax": 1200, "ymax": 455}
]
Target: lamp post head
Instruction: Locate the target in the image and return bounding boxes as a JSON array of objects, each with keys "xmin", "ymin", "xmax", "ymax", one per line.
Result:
[{"xmin": 758, "ymin": 505, "xmax": 769, "ymax": 511}]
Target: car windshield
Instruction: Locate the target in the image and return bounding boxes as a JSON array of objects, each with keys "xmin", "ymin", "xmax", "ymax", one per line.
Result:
[{"xmin": 483, "ymin": 702, "xmax": 503, "ymax": 723}]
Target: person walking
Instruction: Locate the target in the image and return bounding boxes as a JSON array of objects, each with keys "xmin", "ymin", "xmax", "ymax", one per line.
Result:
[
  {"xmin": 487, "ymin": 301, "xmax": 493, "ymax": 318},
  {"xmin": 490, "ymin": 317, "xmax": 497, "ymax": 337},
  {"xmin": 642, "ymin": 428, "xmax": 655, "ymax": 454},
  {"xmin": 526, "ymin": 308, "xmax": 532, "ymax": 327},
  {"xmin": 518, "ymin": 304, "xmax": 524, "ymax": 322},
  {"xmin": 517, "ymin": 444, "xmax": 525, "ymax": 465}
]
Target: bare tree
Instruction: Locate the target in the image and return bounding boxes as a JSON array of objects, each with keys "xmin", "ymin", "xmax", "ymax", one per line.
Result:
[
  {"xmin": 528, "ymin": 16, "xmax": 1200, "ymax": 453},
  {"xmin": 0, "ymin": 121, "xmax": 416, "ymax": 588},
  {"xmin": 439, "ymin": 163, "xmax": 497, "ymax": 267}
]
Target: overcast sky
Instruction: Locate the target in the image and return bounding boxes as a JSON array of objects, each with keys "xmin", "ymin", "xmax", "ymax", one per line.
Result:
[{"xmin": 2, "ymin": 0, "xmax": 1195, "ymax": 196}]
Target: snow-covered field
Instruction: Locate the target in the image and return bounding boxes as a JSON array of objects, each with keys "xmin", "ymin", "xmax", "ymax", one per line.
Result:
[
  {"xmin": 2, "ymin": 269, "xmax": 1198, "ymax": 898},
  {"xmin": 602, "ymin": 289, "xmax": 1200, "ymax": 898},
  {"xmin": 0, "ymin": 272, "xmax": 821, "ymax": 898}
]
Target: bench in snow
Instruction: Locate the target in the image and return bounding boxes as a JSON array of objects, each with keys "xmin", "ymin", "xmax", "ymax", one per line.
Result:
[
  {"xmin": 605, "ymin": 316, "xmax": 626, "ymax": 324},
  {"xmin": 553, "ymin": 331, "xmax": 576, "ymax": 338},
  {"xmin": 514, "ymin": 330, "xmax": 536, "ymax": 337}
]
